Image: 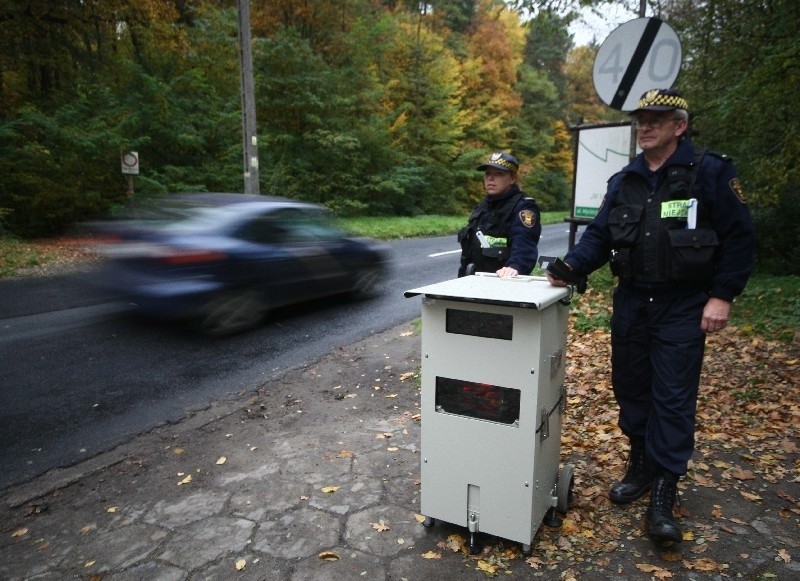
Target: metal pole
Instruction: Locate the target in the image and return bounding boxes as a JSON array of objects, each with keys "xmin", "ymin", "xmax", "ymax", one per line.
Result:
[{"xmin": 237, "ymin": 0, "xmax": 260, "ymax": 195}]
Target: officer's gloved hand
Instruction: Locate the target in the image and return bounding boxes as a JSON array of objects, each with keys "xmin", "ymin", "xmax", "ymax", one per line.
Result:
[{"xmin": 542, "ymin": 256, "xmax": 587, "ymax": 293}]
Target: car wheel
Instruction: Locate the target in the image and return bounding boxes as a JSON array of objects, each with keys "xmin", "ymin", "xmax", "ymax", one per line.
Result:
[
  {"xmin": 196, "ymin": 287, "xmax": 269, "ymax": 337},
  {"xmin": 351, "ymin": 267, "xmax": 382, "ymax": 297}
]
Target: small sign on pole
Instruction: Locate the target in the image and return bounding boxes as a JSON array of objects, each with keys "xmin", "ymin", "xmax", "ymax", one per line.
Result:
[{"xmin": 121, "ymin": 151, "xmax": 139, "ymax": 175}]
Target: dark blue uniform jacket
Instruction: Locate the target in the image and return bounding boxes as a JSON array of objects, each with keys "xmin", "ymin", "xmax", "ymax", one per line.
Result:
[{"xmin": 565, "ymin": 139, "xmax": 754, "ymax": 302}]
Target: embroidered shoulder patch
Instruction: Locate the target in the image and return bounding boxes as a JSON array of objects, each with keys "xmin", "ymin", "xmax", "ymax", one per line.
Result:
[
  {"xmin": 519, "ymin": 209, "xmax": 536, "ymax": 228},
  {"xmin": 729, "ymin": 178, "xmax": 746, "ymax": 203}
]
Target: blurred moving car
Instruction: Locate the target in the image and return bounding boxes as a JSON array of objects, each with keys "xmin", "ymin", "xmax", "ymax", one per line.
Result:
[{"xmin": 91, "ymin": 193, "xmax": 391, "ymax": 336}]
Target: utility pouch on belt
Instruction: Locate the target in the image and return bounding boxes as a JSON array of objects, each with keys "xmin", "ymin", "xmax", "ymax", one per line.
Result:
[
  {"xmin": 481, "ymin": 246, "xmax": 509, "ymax": 264},
  {"xmin": 667, "ymin": 228, "xmax": 718, "ymax": 282},
  {"xmin": 608, "ymin": 205, "xmax": 644, "ymax": 247}
]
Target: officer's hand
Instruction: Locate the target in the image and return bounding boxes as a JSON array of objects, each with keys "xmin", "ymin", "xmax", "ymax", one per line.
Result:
[
  {"xmin": 702, "ymin": 297, "xmax": 731, "ymax": 334},
  {"xmin": 546, "ymin": 273, "xmax": 568, "ymax": 287},
  {"xmin": 496, "ymin": 267, "xmax": 519, "ymax": 278}
]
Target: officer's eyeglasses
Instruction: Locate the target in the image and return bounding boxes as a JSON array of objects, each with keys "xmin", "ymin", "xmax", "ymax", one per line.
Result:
[{"xmin": 633, "ymin": 116, "xmax": 682, "ymax": 130}]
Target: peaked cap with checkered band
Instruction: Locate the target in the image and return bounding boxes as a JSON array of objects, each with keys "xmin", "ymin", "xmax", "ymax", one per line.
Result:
[
  {"xmin": 477, "ymin": 152, "xmax": 519, "ymax": 173},
  {"xmin": 630, "ymin": 88, "xmax": 689, "ymax": 114}
]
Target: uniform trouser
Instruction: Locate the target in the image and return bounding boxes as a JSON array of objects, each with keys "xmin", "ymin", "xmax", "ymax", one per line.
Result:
[{"xmin": 610, "ymin": 287, "xmax": 708, "ymax": 476}]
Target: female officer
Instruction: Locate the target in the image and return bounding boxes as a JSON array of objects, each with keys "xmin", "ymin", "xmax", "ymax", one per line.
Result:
[{"xmin": 458, "ymin": 152, "xmax": 541, "ymax": 278}]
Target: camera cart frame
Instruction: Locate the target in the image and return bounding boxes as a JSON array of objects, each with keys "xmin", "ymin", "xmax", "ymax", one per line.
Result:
[{"xmin": 405, "ymin": 274, "xmax": 575, "ymax": 554}]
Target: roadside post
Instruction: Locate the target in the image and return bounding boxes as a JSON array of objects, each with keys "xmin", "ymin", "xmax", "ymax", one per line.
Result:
[{"xmin": 405, "ymin": 274, "xmax": 574, "ymax": 555}]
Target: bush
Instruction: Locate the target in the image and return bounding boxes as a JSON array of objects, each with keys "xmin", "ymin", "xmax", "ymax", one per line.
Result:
[{"xmin": 751, "ymin": 183, "xmax": 800, "ymax": 275}]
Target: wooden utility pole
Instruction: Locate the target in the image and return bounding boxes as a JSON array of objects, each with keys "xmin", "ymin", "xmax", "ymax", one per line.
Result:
[{"xmin": 237, "ymin": 0, "xmax": 260, "ymax": 195}]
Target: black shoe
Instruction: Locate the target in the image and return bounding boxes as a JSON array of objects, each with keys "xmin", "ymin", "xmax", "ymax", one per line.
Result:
[
  {"xmin": 646, "ymin": 472, "xmax": 682, "ymax": 544},
  {"xmin": 609, "ymin": 441, "xmax": 655, "ymax": 504}
]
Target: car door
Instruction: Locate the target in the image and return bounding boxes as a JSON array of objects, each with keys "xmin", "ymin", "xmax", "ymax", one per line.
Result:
[{"xmin": 235, "ymin": 207, "xmax": 350, "ymax": 305}]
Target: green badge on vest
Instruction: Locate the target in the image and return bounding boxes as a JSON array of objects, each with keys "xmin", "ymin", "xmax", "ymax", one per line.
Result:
[{"xmin": 661, "ymin": 200, "xmax": 691, "ymax": 219}]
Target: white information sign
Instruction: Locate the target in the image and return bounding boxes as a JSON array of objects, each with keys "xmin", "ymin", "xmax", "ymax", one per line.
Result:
[
  {"xmin": 573, "ymin": 124, "xmax": 639, "ymax": 219},
  {"xmin": 593, "ymin": 17, "xmax": 682, "ymax": 112},
  {"xmin": 121, "ymin": 151, "xmax": 139, "ymax": 175}
]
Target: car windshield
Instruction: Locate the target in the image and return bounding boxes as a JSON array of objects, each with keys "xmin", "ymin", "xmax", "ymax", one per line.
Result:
[{"xmin": 164, "ymin": 205, "xmax": 249, "ymax": 232}]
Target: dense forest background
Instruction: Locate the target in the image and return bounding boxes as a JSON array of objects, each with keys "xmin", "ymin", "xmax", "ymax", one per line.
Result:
[{"xmin": 1, "ymin": 0, "xmax": 798, "ymax": 271}]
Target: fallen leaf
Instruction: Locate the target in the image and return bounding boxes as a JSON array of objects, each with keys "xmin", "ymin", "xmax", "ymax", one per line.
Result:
[
  {"xmin": 173, "ymin": 448, "xmax": 184, "ymax": 455},
  {"xmin": 384, "ymin": 393, "xmax": 398, "ymax": 398},
  {"xmin": 387, "ymin": 447, "xmax": 399, "ymax": 452},
  {"xmin": 336, "ymin": 450, "xmax": 354, "ymax": 458},
  {"xmin": 446, "ymin": 534, "xmax": 465, "ymax": 552},
  {"xmin": 319, "ymin": 551, "xmax": 340, "ymax": 561},
  {"xmin": 477, "ymin": 560, "xmax": 496, "ymax": 574},
  {"xmin": 84, "ymin": 560, "xmax": 96, "ymax": 568},
  {"xmin": 372, "ymin": 519, "xmax": 390, "ymax": 532},
  {"xmin": 692, "ymin": 557, "xmax": 723, "ymax": 571},
  {"xmin": 414, "ymin": 514, "xmax": 426, "ymax": 523},
  {"xmin": 235, "ymin": 558, "xmax": 246, "ymax": 570},
  {"xmin": 106, "ymin": 506, "xmax": 119, "ymax": 513},
  {"xmin": 216, "ymin": 456, "xmax": 227, "ymax": 465},
  {"xmin": 321, "ymin": 485, "xmax": 340, "ymax": 493},
  {"xmin": 421, "ymin": 550, "xmax": 442, "ymax": 559},
  {"xmin": 730, "ymin": 468, "xmax": 755, "ymax": 480},
  {"xmin": 636, "ymin": 563, "xmax": 672, "ymax": 578},
  {"xmin": 11, "ymin": 528, "xmax": 28, "ymax": 538},
  {"xmin": 777, "ymin": 549, "xmax": 791, "ymax": 563},
  {"xmin": 739, "ymin": 490, "xmax": 762, "ymax": 502},
  {"xmin": 178, "ymin": 474, "xmax": 192, "ymax": 485}
]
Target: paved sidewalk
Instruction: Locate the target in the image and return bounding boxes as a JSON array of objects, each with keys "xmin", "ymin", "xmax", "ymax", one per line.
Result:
[{"xmin": 1, "ymin": 321, "xmax": 799, "ymax": 580}]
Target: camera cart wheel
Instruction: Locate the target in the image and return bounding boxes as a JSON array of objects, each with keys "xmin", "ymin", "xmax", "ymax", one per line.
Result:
[
  {"xmin": 557, "ymin": 464, "xmax": 575, "ymax": 514},
  {"xmin": 422, "ymin": 516, "xmax": 435, "ymax": 528},
  {"xmin": 521, "ymin": 543, "xmax": 532, "ymax": 556}
]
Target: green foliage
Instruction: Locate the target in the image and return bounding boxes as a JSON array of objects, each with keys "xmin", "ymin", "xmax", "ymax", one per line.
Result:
[
  {"xmin": 729, "ymin": 272, "xmax": 799, "ymax": 343},
  {"xmin": 0, "ymin": 237, "xmax": 61, "ymax": 277},
  {"xmin": 565, "ymin": 264, "xmax": 614, "ymax": 333},
  {"xmin": 553, "ymin": 264, "xmax": 799, "ymax": 345},
  {"xmin": 669, "ymin": 0, "xmax": 799, "ymax": 229},
  {"xmin": 340, "ymin": 210, "xmax": 567, "ymax": 239},
  {"xmin": 0, "ymin": 0, "xmax": 797, "ymax": 281},
  {"xmin": 750, "ymin": 183, "xmax": 800, "ymax": 276}
]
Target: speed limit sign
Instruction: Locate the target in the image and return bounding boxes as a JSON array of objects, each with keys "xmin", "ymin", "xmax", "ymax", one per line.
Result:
[
  {"xmin": 121, "ymin": 151, "xmax": 139, "ymax": 175},
  {"xmin": 593, "ymin": 17, "xmax": 682, "ymax": 112}
]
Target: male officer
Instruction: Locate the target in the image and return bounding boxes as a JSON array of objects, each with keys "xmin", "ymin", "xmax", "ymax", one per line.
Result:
[
  {"xmin": 547, "ymin": 89, "xmax": 754, "ymax": 543},
  {"xmin": 458, "ymin": 152, "xmax": 541, "ymax": 278}
]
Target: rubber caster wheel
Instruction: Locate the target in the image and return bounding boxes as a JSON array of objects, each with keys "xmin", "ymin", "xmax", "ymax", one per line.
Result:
[
  {"xmin": 557, "ymin": 463, "xmax": 576, "ymax": 514},
  {"xmin": 521, "ymin": 543, "xmax": 532, "ymax": 556},
  {"xmin": 468, "ymin": 541, "xmax": 483, "ymax": 555},
  {"xmin": 422, "ymin": 516, "xmax": 435, "ymax": 528}
]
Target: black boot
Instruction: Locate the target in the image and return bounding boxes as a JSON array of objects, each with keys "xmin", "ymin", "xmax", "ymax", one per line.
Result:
[
  {"xmin": 646, "ymin": 472, "xmax": 682, "ymax": 544},
  {"xmin": 609, "ymin": 440, "xmax": 655, "ymax": 504}
]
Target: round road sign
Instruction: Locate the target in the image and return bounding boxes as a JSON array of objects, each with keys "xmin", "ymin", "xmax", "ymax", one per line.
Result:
[
  {"xmin": 593, "ymin": 17, "xmax": 682, "ymax": 112},
  {"xmin": 121, "ymin": 151, "xmax": 139, "ymax": 175}
]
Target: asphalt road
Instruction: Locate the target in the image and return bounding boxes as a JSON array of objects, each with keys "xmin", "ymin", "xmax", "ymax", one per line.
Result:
[{"xmin": 0, "ymin": 226, "xmax": 572, "ymax": 491}]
